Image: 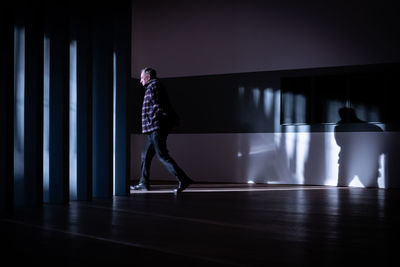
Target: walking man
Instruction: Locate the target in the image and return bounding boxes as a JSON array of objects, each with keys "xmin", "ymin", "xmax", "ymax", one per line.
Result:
[{"xmin": 131, "ymin": 67, "xmax": 193, "ymax": 194}]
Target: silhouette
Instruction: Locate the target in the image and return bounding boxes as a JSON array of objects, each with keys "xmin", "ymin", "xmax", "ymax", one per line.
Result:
[{"xmin": 334, "ymin": 107, "xmax": 384, "ymax": 187}]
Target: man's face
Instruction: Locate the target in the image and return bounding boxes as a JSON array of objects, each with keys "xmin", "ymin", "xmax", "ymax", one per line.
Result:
[{"xmin": 140, "ymin": 71, "xmax": 150, "ymax": 86}]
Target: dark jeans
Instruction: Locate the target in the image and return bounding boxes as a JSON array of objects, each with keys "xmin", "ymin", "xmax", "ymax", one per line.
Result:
[{"xmin": 140, "ymin": 129, "xmax": 189, "ymax": 185}]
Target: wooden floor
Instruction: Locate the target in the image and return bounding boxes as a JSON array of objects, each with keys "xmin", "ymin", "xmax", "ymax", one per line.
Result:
[{"xmin": 1, "ymin": 184, "xmax": 399, "ymax": 266}]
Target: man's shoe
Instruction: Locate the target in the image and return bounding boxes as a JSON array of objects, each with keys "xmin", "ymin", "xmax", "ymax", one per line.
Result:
[
  {"xmin": 130, "ymin": 183, "xmax": 149, "ymax": 191},
  {"xmin": 174, "ymin": 178, "xmax": 193, "ymax": 194}
]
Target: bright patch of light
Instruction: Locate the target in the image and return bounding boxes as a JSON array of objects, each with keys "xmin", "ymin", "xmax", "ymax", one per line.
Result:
[
  {"xmin": 285, "ymin": 133, "xmax": 296, "ymax": 164},
  {"xmin": 282, "ymin": 92, "xmax": 307, "ymax": 124},
  {"xmin": 324, "ymin": 132, "xmax": 340, "ymax": 186},
  {"xmin": 295, "ymin": 94, "xmax": 306, "ymax": 123},
  {"xmin": 282, "ymin": 92, "xmax": 293, "ymax": 124},
  {"xmin": 377, "ymin": 154, "xmax": 385, "ymax": 188},
  {"xmin": 274, "ymin": 89, "xmax": 281, "ymax": 132},
  {"xmin": 43, "ymin": 34, "xmax": 50, "ymax": 202},
  {"xmin": 349, "ymin": 175, "xmax": 364, "ymax": 187},
  {"xmin": 263, "ymin": 88, "xmax": 273, "ymax": 117},
  {"xmin": 252, "ymin": 88, "xmax": 260, "ymax": 108},
  {"xmin": 266, "ymin": 181, "xmax": 281, "ymax": 184},
  {"xmin": 237, "ymin": 152, "xmax": 242, "ymax": 157},
  {"xmin": 247, "ymin": 180, "xmax": 255, "ymax": 184},
  {"xmin": 69, "ymin": 40, "xmax": 77, "ymax": 200},
  {"xmin": 274, "ymin": 132, "xmax": 282, "ymax": 148},
  {"xmin": 113, "ymin": 51, "xmax": 116, "ymax": 195},
  {"xmin": 14, "ymin": 26, "xmax": 25, "ymax": 205},
  {"xmin": 248, "ymin": 144, "xmax": 274, "ymax": 155},
  {"xmin": 295, "ymin": 131, "xmax": 310, "ymax": 184}
]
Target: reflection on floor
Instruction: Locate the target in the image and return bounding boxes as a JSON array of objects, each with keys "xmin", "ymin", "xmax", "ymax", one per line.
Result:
[{"xmin": 1, "ymin": 184, "xmax": 399, "ymax": 266}]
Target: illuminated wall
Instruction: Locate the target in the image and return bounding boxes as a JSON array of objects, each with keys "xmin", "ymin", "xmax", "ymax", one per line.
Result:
[
  {"xmin": 129, "ymin": 64, "xmax": 400, "ymax": 189},
  {"xmin": 130, "ymin": 69, "xmax": 400, "ymax": 188},
  {"xmin": 131, "ymin": 131, "xmax": 400, "ymax": 188}
]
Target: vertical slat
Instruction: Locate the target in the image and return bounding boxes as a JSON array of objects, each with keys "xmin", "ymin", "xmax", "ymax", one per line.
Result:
[
  {"xmin": 92, "ymin": 3, "xmax": 114, "ymax": 198},
  {"xmin": 24, "ymin": 1, "xmax": 44, "ymax": 206},
  {"xmin": 0, "ymin": 3, "xmax": 15, "ymax": 215},
  {"xmin": 114, "ymin": 1, "xmax": 132, "ymax": 196},
  {"xmin": 73, "ymin": 3, "xmax": 93, "ymax": 201},
  {"xmin": 44, "ymin": 2, "xmax": 70, "ymax": 204}
]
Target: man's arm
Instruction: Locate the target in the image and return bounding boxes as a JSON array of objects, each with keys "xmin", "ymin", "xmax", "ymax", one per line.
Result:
[{"xmin": 148, "ymin": 86, "xmax": 162, "ymax": 123}]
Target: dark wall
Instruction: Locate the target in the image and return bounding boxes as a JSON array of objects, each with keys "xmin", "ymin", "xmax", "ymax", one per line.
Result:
[
  {"xmin": 130, "ymin": 63, "xmax": 400, "ymax": 134},
  {"xmin": 132, "ymin": 0, "xmax": 400, "ymax": 78}
]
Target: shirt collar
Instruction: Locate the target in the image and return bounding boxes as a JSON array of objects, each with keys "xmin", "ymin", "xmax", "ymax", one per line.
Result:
[{"xmin": 145, "ymin": 78, "xmax": 157, "ymax": 87}]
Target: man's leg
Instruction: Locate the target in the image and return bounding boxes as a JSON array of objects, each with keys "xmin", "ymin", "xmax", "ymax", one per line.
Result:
[
  {"xmin": 132, "ymin": 135, "xmax": 155, "ymax": 190},
  {"xmin": 151, "ymin": 130, "xmax": 192, "ymax": 192}
]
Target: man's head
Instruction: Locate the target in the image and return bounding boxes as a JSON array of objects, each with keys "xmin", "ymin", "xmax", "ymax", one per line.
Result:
[{"xmin": 140, "ymin": 67, "xmax": 157, "ymax": 86}]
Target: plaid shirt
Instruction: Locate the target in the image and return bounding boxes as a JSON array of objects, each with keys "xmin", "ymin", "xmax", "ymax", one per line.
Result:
[{"xmin": 141, "ymin": 79, "xmax": 163, "ymax": 133}]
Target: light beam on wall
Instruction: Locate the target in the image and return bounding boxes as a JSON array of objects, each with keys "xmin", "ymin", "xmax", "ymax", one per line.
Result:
[
  {"xmin": 295, "ymin": 130, "xmax": 310, "ymax": 184},
  {"xmin": 324, "ymin": 132, "xmax": 340, "ymax": 186},
  {"xmin": 252, "ymin": 88, "xmax": 260, "ymax": 108},
  {"xmin": 263, "ymin": 88, "xmax": 274, "ymax": 117},
  {"xmin": 295, "ymin": 94, "xmax": 307, "ymax": 123},
  {"xmin": 274, "ymin": 89, "xmax": 281, "ymax": 134},
  {"xmin": 378, "ymin": 154, "xmax": 385, "ymax": 188}
]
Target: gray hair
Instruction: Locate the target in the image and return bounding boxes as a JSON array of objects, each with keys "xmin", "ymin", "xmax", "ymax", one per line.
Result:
[{"xmin": 141, "ymin": 67, "xmax": 157, "ymax": 79}]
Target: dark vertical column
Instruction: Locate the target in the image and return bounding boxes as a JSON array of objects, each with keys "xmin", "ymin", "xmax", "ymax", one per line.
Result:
[
  {"xmin": 24, "ymin": 1, "xmax": 44, "ymax": 207},
  {"xmin": 44, "ymin": 3, "xmax": 70, "ymax": 204},
  {"xmin": 0, "ymin": 4, "xmax": 15, "ymax": 215},
  {"xmin": 113, "ymin": 1, "xmax": 132, "ymax": 196},
  {"xmin": 92, "ymin": 3, "xmax": 113, "ymax": 198},
  {"xmin": 72, "ymin": 4, "xmax": 93, "ymax": 201}
]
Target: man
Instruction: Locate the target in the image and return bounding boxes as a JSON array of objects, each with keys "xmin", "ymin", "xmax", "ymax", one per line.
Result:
[{"xmin": 131, "ymin": 67, "xmax": 193, "ymax": 194}]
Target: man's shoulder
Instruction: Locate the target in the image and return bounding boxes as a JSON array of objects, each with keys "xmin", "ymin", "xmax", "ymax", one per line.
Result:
[
  {"xmin": 147, "ymin": 78, "xmax": 161, "ymax": 88},
  {"xmin": 144, "ymin": 79, "xmax": 159, "ymax": 93}
]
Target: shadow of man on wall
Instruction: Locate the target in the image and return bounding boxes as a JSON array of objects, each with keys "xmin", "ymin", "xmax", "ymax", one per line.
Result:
[{"xmin": 334, "ymin": 107, "xmax": 384, "ymax": 187}]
